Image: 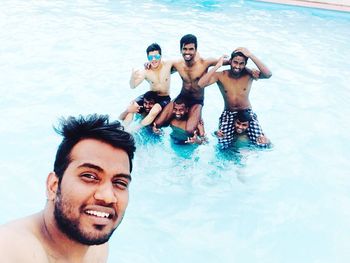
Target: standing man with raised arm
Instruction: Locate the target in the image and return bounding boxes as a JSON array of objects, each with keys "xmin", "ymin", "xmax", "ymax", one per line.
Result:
[
  {"xmin": 153, "ymin": 34, "xmax": 222, "ymax": 135},
  {"xmin": 0, "ymin": 114, "xmax": 136, "ymax": 263},
  {"xmin": 198, "ymin": 47, "xmax": 272, "ymax": 148}
]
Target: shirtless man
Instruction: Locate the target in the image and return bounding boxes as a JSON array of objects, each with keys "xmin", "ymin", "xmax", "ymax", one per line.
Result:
[
  {"xmin": 198, "ymin": 47, "xmax": 272, "ymax": 148},
  {"xmin": 119, "ymin": 91, "xmax": 158, "ymax": 131},
  {"xmin": 121, "ymin": 43, "xmax": 175, "ymax": 128},
  {"xmin": 0, "ymin": 114, "xmax": 136, "ymax": 263},
  {"xmin": 215, "ymin": 109, "xmax": 271, "ymax": 148},
  {"xmin": 158, "ymin": 97, "xmax": 206, "ymax": 145},
  {"xmin": 153, "ymin": 34, "xmax": 222, "ymax": 135}
]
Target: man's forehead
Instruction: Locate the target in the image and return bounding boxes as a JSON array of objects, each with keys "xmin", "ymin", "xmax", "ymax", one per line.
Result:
[
  {"xmin": 236, "ymin": 120, "xmax": 249, "ymax": 124},
  {"xmin": 182, "ymin": 43, "xmax": 195, "ymax": 48},
  {"xmin": 232, "ymin": 56, "xmax": 245, "ymax": 62},
  {"xmin": 149, "ymin": 50, "xmax": 160, "ymax": 54},
  {"xmin": 174, "ymin": 103, "xmax": 186, "ymax": 108}
]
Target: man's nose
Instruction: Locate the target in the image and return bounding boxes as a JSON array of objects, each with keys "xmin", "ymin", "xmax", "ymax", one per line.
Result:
[{"xmin": 93, "ymin": 182, "xmax": 117, "ymax": 204}]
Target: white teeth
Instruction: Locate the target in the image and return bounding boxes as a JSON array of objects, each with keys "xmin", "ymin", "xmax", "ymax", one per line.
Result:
[{"xmin": 86, "ymin": 210, "xmax": 110, "ymax": 218}]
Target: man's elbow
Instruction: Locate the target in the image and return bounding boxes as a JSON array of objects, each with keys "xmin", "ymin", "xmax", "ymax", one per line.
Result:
[
  {"xmin": 197, "ymin": 80, "xmax": 205, "ymax": 88},
  {"xmin": 262, "ymin": 71, "xmax": 272, "ymax": 79}
]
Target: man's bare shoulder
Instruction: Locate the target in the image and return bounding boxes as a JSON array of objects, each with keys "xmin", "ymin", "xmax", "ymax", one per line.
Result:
[
  {"xmin": 0, "ymin": 214, "xmax": 48, "ymax": 262},
  {"xmin": 171, "ymin": 58, "xmax": 184, "ymax": 67},
  {"xmin": 162, "ymin": 59, "xmax": 178, "ymax": 66},
  {"xmin": 215, "ymin": 69, "xmax": 228, "ymax": 78},
  {"xmin": 202, "ymin": 56, "xmax": 219, "ymax": 66}
]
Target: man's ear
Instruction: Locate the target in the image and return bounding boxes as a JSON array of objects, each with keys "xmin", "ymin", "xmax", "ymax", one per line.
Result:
[{"xmin": 46, "ymin": 172, "xmax": 59, "ymax": 201}]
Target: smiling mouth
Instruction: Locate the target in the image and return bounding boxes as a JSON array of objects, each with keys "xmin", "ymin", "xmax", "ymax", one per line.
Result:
[{"xmin": 85, "ymin": 210, "xmax": 112, "ymax": 219}]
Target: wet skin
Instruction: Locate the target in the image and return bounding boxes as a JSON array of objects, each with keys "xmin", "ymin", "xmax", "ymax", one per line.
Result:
[{"xmin": 51, "ymin": 139, "xmax": 131, "ymax": 245}]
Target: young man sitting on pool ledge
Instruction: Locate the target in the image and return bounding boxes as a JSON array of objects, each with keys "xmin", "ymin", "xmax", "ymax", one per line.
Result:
[{"xmin": 0, "ymin": 114, "xmax": 136, "ymax": 263}]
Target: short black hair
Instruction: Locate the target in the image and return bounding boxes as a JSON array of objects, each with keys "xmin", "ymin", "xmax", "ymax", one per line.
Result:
[
  {"xmin": 146, "ymin": 43, "xmax": 162, "ymax": 55},
  {"xmin": 53, "ymin": 114, "xmax": 136, "ymax": 182},
  {"xmin": 143, "ymin": 91, "xmax": 158, "ymax": 102},
  {"xmin": 230, "ymin": 51, "xmax": 248, "ymax": 63},
  {"xmin": 180, "ymin": 34, "xmax": 197, "ymax": 50},
  {"xmin": 174, "ymin": 97, "xmax": 189, "ymax": 108},
  {"xmin": 236, "ymin": 110, "xmax": 252, "ymax": 122}
]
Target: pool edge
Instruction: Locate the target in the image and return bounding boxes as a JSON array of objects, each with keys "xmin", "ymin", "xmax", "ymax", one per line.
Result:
[{"xmin": 254, "ymin": 0, "xmax": 350, "ymax": 13}]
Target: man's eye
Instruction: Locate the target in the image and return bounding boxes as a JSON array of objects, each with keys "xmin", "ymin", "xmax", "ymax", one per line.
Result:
[
  {"xmin": 81, "ymin": 173, "xmax": 98, "ymax": 181},
  {"xmin": 113, "ymin": 180, "xmax": 129, "ymax": 189}
]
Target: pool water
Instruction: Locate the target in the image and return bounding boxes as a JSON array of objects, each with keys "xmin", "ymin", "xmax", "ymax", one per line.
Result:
[{"xmin": 1, "ymin": 1, "xmax": 350, "ymax": 262}]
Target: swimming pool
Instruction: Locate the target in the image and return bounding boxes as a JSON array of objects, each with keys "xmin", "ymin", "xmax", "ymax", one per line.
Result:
[{"xmin": 1, "ymin": 0, "xmax": 349, "ymax": 262}]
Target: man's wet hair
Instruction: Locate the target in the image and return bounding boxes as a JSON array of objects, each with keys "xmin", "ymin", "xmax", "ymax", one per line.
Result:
[
  {"xmin": 230, "ymin": 51, "xmax": 248, "ymax": 63},
  {"xmin": 174, "ymin": 97, "xmax": 189, "ymax": 108},
  {"xmin": 53, "ymin": 114, "xmax": 136, "ymax": 182},
  {"xmin": 143, "ymin": 91, "xmax": 158, "ymax": 102},
  {"xmin": 236, "ymin": 110, "xmax": 252, "ymax": 122},
  {"xmin": 180, "ymin": 34, "xmax": 197, "ymax": 50},
  {"xmin": 146, "ymin": 43, "xmax": 162, "ymax": 55}
]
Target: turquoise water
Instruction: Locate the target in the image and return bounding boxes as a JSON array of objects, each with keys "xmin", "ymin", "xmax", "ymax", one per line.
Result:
[{"xmin": 1, "ymin": 1, "xmax": 350, "ymax": 262}]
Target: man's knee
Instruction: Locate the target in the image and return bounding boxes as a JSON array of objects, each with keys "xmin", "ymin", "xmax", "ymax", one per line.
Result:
[{"xmin": 185, "ymin": 126, "xmax": 196, "ymax": 135}]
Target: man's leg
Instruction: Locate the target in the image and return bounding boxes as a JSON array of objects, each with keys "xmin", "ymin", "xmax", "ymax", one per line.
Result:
[
  {"xmin": 123, "ymin": 112, "xmax": 135, "ymax": 125},
  {"xmin": 246, "ymin": 110, "xmax": 271, "ymax": 148},
  {"xmin": 119, "ymin": 100, "xmax": 140, "ymax": 124},
  {"xmin": 185, "ymin": 104, "xmax": 202, "ymax": 135},
  {"xmin": 140, "ymin": 103, "xmax": 162, "ymax": 126},
  {"xmin": 217, "ymin": 110, "xmax": 236, "ymax": 149},
  {"xmin": 154, "ymin": 101, "xmax": 174, "ymax": 128}
]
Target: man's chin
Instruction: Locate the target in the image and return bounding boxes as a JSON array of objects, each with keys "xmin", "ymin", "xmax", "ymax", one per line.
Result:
[{"xmin": 232, "ymin": 70, "xmax": 241, "ymax": 75}]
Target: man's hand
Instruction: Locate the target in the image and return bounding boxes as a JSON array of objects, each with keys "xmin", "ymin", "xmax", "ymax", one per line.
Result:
[
  {"xmin": 127, "ymin": 102, "xmax": 142, "ymax": 113},
  {"xmin": 214, "ymin": 129, "xmax": 225, "ymax": 138},
  {"xmin": 131, "ymin": 68, "xmax": 144, "ymax": 78},
  {"xmin": 217, "ymin": 55, "xmax": 228, "ymax": 68},
  {"xmin": 257, "ymin": 135, "xmax": 270, "ymax": 144},
  {"xmin": 251, "ymin": 69, "xmax": 260, "ymax": 80},
  {"xmin": 152, "ymin": 123, "xmax": 163, "ymax": 135},
  {"xmin": 234, "ymin": 47, "xmax": 252, "ymax": 58},
  {"xmin": 144, "ymin": 62, "xmax": 151, "ymax": 70},
  {"xmin": 185, "ymin": 130, "xmax": 201, "ymax": 144}
]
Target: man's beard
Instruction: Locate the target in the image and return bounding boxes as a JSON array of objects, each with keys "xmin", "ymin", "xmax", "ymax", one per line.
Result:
[{"xmin": 53, "ymin": 187, "xmax": 118, "ymax": 245}]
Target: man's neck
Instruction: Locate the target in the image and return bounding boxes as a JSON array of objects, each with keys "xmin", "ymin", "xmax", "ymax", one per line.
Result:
[{"xmin": 40, "ymin": 209, "xmax": 91, "ymax": 262}]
